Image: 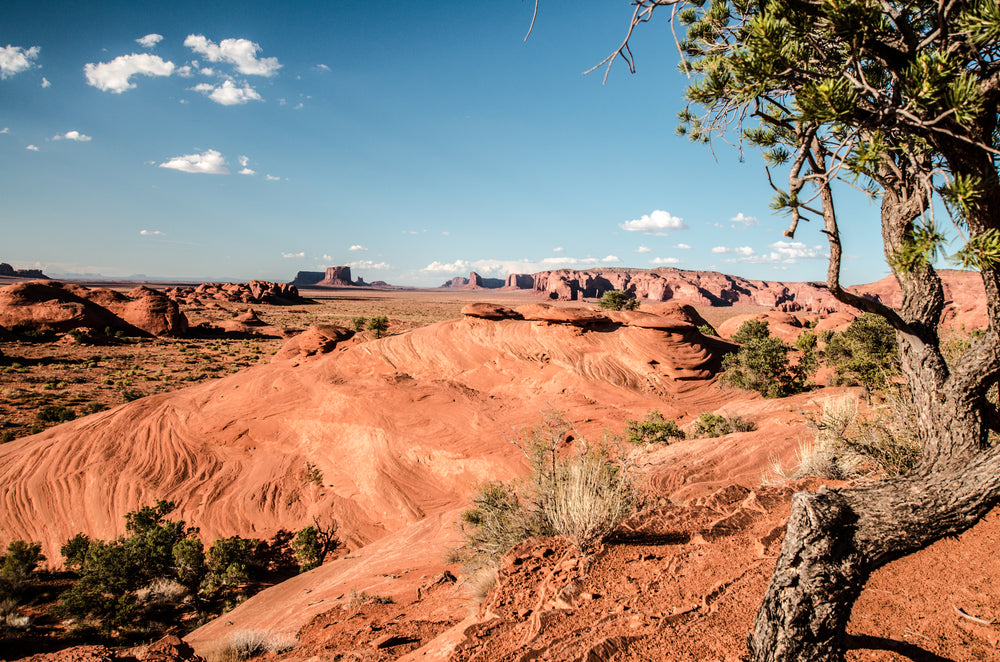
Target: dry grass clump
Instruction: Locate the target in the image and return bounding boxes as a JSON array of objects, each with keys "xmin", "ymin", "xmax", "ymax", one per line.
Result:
[
  {"xmin": 207, "ymin": 630, "xmax": 298, "ymax": 662},
  {"xmin": 458, "ymin": 412, "xmax": 641, "ymax": 572},
  {"xmin": 785, "ymin": 393, "xmax": 920, "ymax": 480}
]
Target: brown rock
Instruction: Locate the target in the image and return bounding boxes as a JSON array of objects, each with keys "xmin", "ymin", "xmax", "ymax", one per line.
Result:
[{"xmin": 461, "ymin": 303, "xmax": 523, "ymax": 320}]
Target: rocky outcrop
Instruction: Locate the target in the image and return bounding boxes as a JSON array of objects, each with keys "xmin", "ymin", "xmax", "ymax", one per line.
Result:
[
  {"xmin": 290, "ymin": 270, "xmax": 325, "ymax": 287},
  {"xmin": 515, "ymin": 267, "xmax": 843, "ymax": 313},
  {"xmin": 0, "ymin": 281, "xmax": 187, "ymax": 337},
  {"xmin": 440, "ymin": 272, "xmax": 504, "ymax": 289},
  {"xmin": 0, "ymin": 263, "xmax": 48, "ymax": 279},
  {"xmin": 316, "ymin": 266, "xmax": 356, "ymax": 287},
  {"xmin": 165, "ymin": 281, "xmax": 305, "ymax": 305}
]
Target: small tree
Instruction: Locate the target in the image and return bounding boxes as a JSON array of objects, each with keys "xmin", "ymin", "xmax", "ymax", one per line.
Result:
[
  {"xmin": 623, "ymin": 410, "xmax": 685, "ymax": 444},
  {"xmin": 720, "ymin": 320, "xmax": 812, "ymax": 398},
  {"xmin": 291, "ymin": 518, "xmax": 341, "ymax": 572},
  {"xmin": 351, "ymin": 316, "xmax": 367, "ymax": 332},
  {"xmin": 825, "ymin": 314, "xmax": 900, "ymax": 393},
  {"xmin": 366, "ymin": 315, "xmax": 389, "ymax": 338},
  {"xmin": 597, "ymin": 290, "xmax": 639, "ymax": 311}
]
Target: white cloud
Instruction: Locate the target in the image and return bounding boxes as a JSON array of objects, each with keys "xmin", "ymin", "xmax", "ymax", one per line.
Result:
[
  {"xmin": 140, "ymin": 229, "xmax": 164, "ymax": 236},
  {"xmin": 84, "ymin": 53, "xmax": 175, "ymax": 93},
  {"xmin": 719, "ymin": 240, "xmax": 826, "ymax": 264},
  {"xmin": 0, "ymin": 127, "xmax": 8, "ymax": 134},
  {"xmin": 265, "ymin": 174, "xmax": 280, "ymax": 181},
  {"xmin": 601, "ymin": 255, "xmax": 620, "ymax": 263},
  {"xmin": 317, "ymin": 64, "xmax": 331, "ymax": 71},
  {"xmin": 730, "ymin": 212, "xmax": 758, "ymax": 226},
  {"xmin": 0, "ymin": 45, "xmax": 40, "ymax": 79},
  {"xmin": 422, "ymin": 260, "xmax": 472, "ymax": 273},
  {"xmin": 636, "ymin": 245, "xmax": 652, "ymax": 253},
  {"xmin": 281, "ymin": 251, "xmax": 305, "ymax": 258},
  {"xmin": 238, "ymin": 155, "xmax": 249, "ymax": 167},
  {"xmin": 552, "ymin": 246, "xmax": 564, "ymax": 253},
  {"xmin": 620, "ymin": 209, "xmax": 688, "ymax": 234},
  {"xmin": 650, "ymin": 257, "xmax": 681, "ymax": 265},
  {"xmin": 184, "ymin": 35, "xmax": 281, "ymax": 76},
  {"xmin": 54, "ymin": 130, "xmax": 92, "ymax": 142},
  {"xmin": 349, "ymin": 245, "xmax": 367, "ymax": 251},
  {"xmin": 158, "ymin": 148, "xmax": 229, "ymax": 174},
  {"xmin": 40, "ymin": 77, "xmax": 50, "ymax": 88},
  {"xmin": 321, "ymin": 254, "xmax": 333, "ymax": 261},
  {"xmin": 675, "ymin": 243, "xmax": 692, "ymax": 250},
  {"xmin": 712, "ymin": 245, "xmax": 755, "ymax": 256},
  {"xmin": 25, "ymin": 144, "xmax": 39, "ymax": 151},
  {"xmin": 136, "ymin": 34, "xmax": 164, "ymax": 49},
  {"xmin": 176, "ymin": 65, "xmax": 194, "ymax": 77},
  {"xmin": 191, "ymin": 79, "xmax": 261, "ymax": 105},
  {"xmin": 239, "ymin": 168, "xmax": 255, "ymax": 175},
  {"xmin": 348, "ymin": 260, "xmax": 390, "ymax": 269}
]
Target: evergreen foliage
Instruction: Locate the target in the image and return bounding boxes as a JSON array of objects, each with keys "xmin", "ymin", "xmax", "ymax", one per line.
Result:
[
  {"xmin": 597, "ymin": 290, "xmax": 639, "ymax": 311},
  {"xmin": 720, "ymin": 320, "xmax": 813, "ymax": 397},
  {"xmin": 825, "ymin": 313, "xmax": 900, "ymax": 391},
  {"xmin": 366, "ymin": 315, "xmax": 389, "ymax": 338},
  {"xmin": 623, "ymin": 410, "xmax": 685, "ymax": 444}
]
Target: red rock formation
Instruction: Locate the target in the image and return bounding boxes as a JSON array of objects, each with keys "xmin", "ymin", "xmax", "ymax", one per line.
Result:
[
  {"xmin": 505, "ymin": 273, "xmax": 534, "ymax": 289},
  {"xmin": 166, "ymin": 281, "xmax": 303, "ymax": 305},
  {"xmin": 316, "ymin": 266, "xmax": 355, "ymax": 287}
]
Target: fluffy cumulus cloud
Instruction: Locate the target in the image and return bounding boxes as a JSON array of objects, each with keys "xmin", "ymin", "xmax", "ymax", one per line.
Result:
[
  {"xmin": 0, "ymin": 127, "xmax": 8, "ymax": 134},
  {"xmin": 349, "ymin": 245, "xmax": 367, "ymax": 251},
  {"xmin": 158, "ymin": 148, "xmax": 229, "ymax": 174},
  {"xmin": 281, "ymin": 251, "xmax": 305, "ymax": 259},
  {"xmin": 602, "ymin": 255, "xmax": 620, "ymax": 263},
  {"xmin": 41, "ymin": 77, "xmax": 51, "ymax": 88},
  {"xmin": 552, "ymin": 246, "xmax": 564, "ymax": 253},
  {"xmin": 0, "ymin": 45, "xmax": 40, "ymax": 79},
  {"xmin": 730, "ymin": 212, "xmax": 758, "ymax": 226},
  {"xmin": 712, "ymin": 245, "xmax": 755, "ymax": 256},
  {"xmin": 54, "ymin": 130, "xmax": 91, "ymax": 142},
  {"xmin": 636, "ymin": 245, "xmax": 652, "ymax": 253},
  {"xmin": 84, "ymin": 53, "xmax": 175, "ymax": 93},
  {"xmin": 237, "ymin": 155, "xmax": 255, "ymax": 175},
  {"xmin": 140, "ymin": 229, "xmax": 164, "ymax": 236},
  {"xmin": 184, "ymin": 35, "xmax": 281, "ymax": 76},
  {"xmin": 650, "ymin": 257, "xmax": 681, "ymax": 265},
  {"xmin": 620, "ymin": 210, "xmax": 688, "ymax": 234},
  {"xmin": 717, "ymin": 240, "xmax": 826, "ymax": 264},
  {"xmin": 191, "ymin": 79, "xmax": 262, "ymax": 106},
  {"xmin": 348, "ymin": 260, "xmax": 390, "ymax": 269},
  {"xmin": 136, "ymin": 34, "xmax": 163, "ymax": 49},
  {"xmin": 265, "ymin": 174, "xmax": 280, "ymax": 181},
  {"xmin": 25, "ymin": 144, "xmax": 39, "ymax": 151},
  {"xmin": 676, "ymin": 243, "xmax": 692, "ymax": 250},
  {"xmin": 422, "ymin": 259, "xmax": 472, "ymax": 273}
]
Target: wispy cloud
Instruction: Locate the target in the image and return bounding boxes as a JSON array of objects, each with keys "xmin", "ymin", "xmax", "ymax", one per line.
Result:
[
  {"xmin": 136, "ymin": 34, "xmax": 164, "ymax": 49},
  {"xmin": 140, "ymin": 229, "xmax": 164, "ymax": 236},
  {"xmin": 25, "ymin": 144, "xmax": 39, "ymax": 151},
  {"xmin": 620, "ymin": 209, "xmax": 688, "ymax": 235},
  {"xmin": 348, "ymin": 260, "xmax": 390, "ymax": 269},
  {"xmin": 0, "ymin": 127, "xmax": 8, "ymax": 134},
  {"xmin": 40, "ymin": 77, "xmax": 51, "ymax": 88},
  {"xmin": 84, "ymin": 53, "xmax": 175, "ymax": 93},
  {"xmin": 718, "ymin": 240, "xmax": 826, "ymax": 264},
  {"xmin": 636, "ymin": 245, "xmax": 652, "ymax": 253},
  {"xmin": 281, "ymin": 251, "xmax": 305, "ymax": 258},
  {"xmin": 190, "ymin": 79, "xmax": 262, "ymax": 105},
  {"xmin": 349, "ymin": 245, "xmax": 367, "ymax": 251},
  {"xmin": 53, "ymin": 130, "xmax": 92, "ymax": 142},
  {"xmin": 265, "ymin": 174, "xmax": 280, "ymax": 181},
  {"xmin": 675, "ymin": 243, "xmax": 692, "ymax": 250},
  {"xmin": 712, "ymin": 245, "xmax": 755, "ymax": 256},
  {"xmin": 0, "ymin": 45, "xmax": 40, "ymax": 79},
  {"xmin": 316, "ymin": 64, "xmax": 331, "ymax": 72},
  {"xmin": 650, "ymin": 257, "xmax": 680, "ymax": 265},
  {"xmin": 184, "ymin": 35, "xmax": 281, "ymax": 76},
  {"xmin": 158, "ymin": 149, "xmax": 229, "ymax": 174},
  {"xmin": 730, "ymin": 212, "xmax": 758, "ymax": 227}
]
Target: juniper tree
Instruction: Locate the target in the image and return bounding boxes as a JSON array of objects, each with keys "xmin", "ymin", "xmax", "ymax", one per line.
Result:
[{"xmin": 562, "ymin": 0, "xmax": 1000, "ymax": 659}]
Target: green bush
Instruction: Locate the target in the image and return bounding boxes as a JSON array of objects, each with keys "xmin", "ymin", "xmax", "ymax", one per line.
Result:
[
  {"xmin": 720, "ymin": 320, "xmax": 813, "ymax": 397},
  {"xmin": 824, "ymin": 313, "xmax": 900, "ymax": 392},
  {"xmin": 366, "ymin": 316, "xmax": 389, "ymax": 338},
  {"xmin": 291, "ymin": 520, "xmax": 341, "ymax": 573},
  {"xmin": 36, "ymin": 405, "xmax": 76, "ymax": 423},
  {"xmin": 351, "ymin": 316, "xmax": 367, "ymax": 332},
  {"xmin": 597, "ymin": 290, "xmax": 639, "ymax": 311},
  {"xmin": 459, "ymin": 413, "xmax": 640, "ymax": 568},
  {"xmin": 623, "ymin": 410, "xmax": 685, "ymax": 444},
  {"xmin": 697, "ymin": 323, "xmax": 718, "ymax": 337},
  {"xmin": 691, "ymin": 412, "xmax": 757, "ymax": 438}
]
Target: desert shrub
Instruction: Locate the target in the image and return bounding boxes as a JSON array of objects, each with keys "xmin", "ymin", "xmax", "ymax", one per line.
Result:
[
  {"xmin": 691, "ymin": 412, "xmax": 757, "ymax": 438},
  {"xmin": 598, "ymin": 290, "xmax": 639, "ymax": 311},
  {"xmin": 366, "ymin": 315, "xmax": 389, "ymax": 338},
  {"xmin": 720, "ymin": 320, "xmax": 812, "ymax": 397},
  {"xmin": 61, "ymin": 533, "xmax": 91, "ymax": 572},
  {"xmin": 1, "ymin": 540, "xmax": 44, "ymax": 586},
  {"xmin": 203, "ymin": 536, "xmax": 263, "ymax": 594},
  {"xmin": 460, "ymin": 413, "xmax": 640, "ymax": 568},
  {"xmin": 351, "ymin": 316, "xmax": 367, "ymax": 332},
  {"xmin": 172, "ymin": 537, "xmax": 206, "ymax": 592},
  {"xmin": 36, "ymin": 405, "xmax": 76, "ymax": 423},
  {"xmin": 824, "ymin": 313, "xmax": 900, "ymax": 392},
  {"xmin": 291, "ymin": 519, "xmax": 341, "ymax": 572},
  {"xmin": 793, "ymin": 393, "xmax": 921, "ymax": 480},
  {"xmin": 228, "ymin": 630, "xmax": 270, "ymax": 660},
  {"xmin": 697, "ymin": 323, "xmax": 718, "ymax": 336},
  {"xmin": 623, "ymin": 410, "xmax": 685, "ymax": 444}
]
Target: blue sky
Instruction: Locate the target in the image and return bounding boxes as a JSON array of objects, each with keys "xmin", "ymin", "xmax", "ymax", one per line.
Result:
[{"xmin": 1, "ymin": 0, "xmax": 891, "ymax": 287}]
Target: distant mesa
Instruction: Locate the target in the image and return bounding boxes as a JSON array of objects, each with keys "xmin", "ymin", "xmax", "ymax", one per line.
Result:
[
  {"xmin": 0, "ymin": 262, "xmax": 48, "ymax": 279},
  {"xmin": 0, "ymin": 281, "xmax": 187, "ymax": 337},
  {"xmin": 291, "ymin": 266, "xmax": 388, "ymax": 288},
  {"xmin": 440, "ymin": 271, "xmax": 505, "ymax": 290},
  {"xmin": 165, "ymin": 281, "xmax": 306, "ymax": 306}
]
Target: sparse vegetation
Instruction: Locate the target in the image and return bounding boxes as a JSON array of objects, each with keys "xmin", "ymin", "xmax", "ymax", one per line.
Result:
[
  {"xmin": 366, "ymin": 315, "xmax": 389, "ymax": 338},
  {"xmin": 459, "ymin": 413, "xmax": 640, "ymax": 570},
  {"xmin": 691, "ymin": 412, "xmax": 757, "ymax": 438},
  {"xmin": 291, "ymin": 518, "xmax": 341, "ymax": 572},
  {"xmin": 824, "ymin": 313, "xmax": 900, "ymax": 393},
  {"xmin": 597, "ymin": 290, "xmax": 639, "ymax": 311},
  {"xmin": 623, "ymin": 410, "xmax": 685, "ymax": 445},
  {"xmin": 720, "ymin": 320, "xmax": 813, "ymax": 398}
]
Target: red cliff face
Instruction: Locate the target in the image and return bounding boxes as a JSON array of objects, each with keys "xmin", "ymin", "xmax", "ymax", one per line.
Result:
[{"xmin": 316, "ymin": 266, "xmax": 355, "ymax": 287}]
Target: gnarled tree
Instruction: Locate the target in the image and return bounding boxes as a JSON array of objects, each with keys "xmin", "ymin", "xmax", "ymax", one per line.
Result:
[{"xmin": 560, "ymin": 0, "xmax": 1000, "ymax": 659}]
